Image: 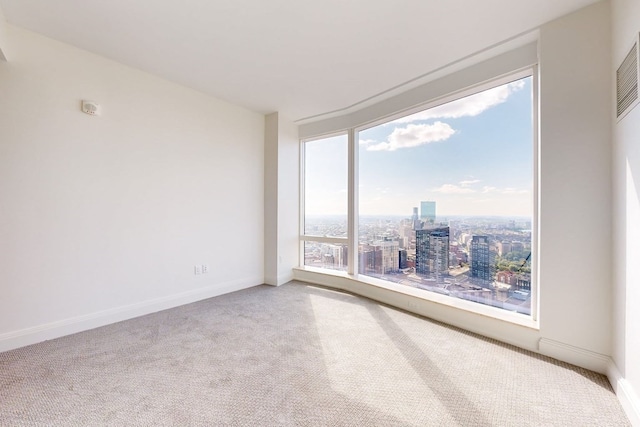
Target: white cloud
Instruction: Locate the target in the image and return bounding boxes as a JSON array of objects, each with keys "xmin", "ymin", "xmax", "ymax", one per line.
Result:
[
  {"xmin": 459, "ymin": 179, "xmax": 480, "ymax": 186},
  {"xmin": 432, "ymin": 184, "xmax": 476, "ymax": 194},
  {"xmin": 393, "ymin": 80, "xmax": 526, "ymax": 124},
  {"xmin": 501, "ymin": 187, "xmax": 528, "ymax": 194},
  {"xmin": 367, "ymin": 121, "xmax": 455, "ymax": 152},
  {"xmin": 482, "ymin": 186, "xmax": 498, "ymax": 193},
  {"xmin": 481, "ymin": 185, "xmax": 528, "ymax": 194},
  {"xmin": 359, "ymin": 138, "xmax": 376, "ymax": 145}
]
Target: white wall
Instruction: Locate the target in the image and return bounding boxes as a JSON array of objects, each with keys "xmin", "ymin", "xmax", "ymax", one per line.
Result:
[
  {"xmin": 276, "ymin": 115, "xmax": 300, "ymax": 284},
  {"xmin": 0, "ymin": 6, "xmax": 9, "ymax": 60},
  {"xmin": 612, "ymin": 0, "xmax": 640, "ymax": 423},
  {"xmin": 537, "ymin": 0, "xmax": 612, "ymax": 356},
  {"xmin": 264, "ymin": 112, "xmax": 299, "ymax": 286},
  {"xmin": 0, "ymin": 25, "xmax": 265, "ymax": 351},
  {"xmin": 264, "ymin": 114, "xmax": 279, "ymax": 285}
]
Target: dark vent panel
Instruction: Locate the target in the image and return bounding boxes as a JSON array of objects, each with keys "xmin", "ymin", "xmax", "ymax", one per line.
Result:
[{"xmin": 617, "ymin": 40, "xmax": 639, "ymax": 119}]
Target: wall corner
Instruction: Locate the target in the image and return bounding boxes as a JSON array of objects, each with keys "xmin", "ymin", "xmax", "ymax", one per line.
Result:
[
  {"xmin": 264, "ymin": 113, "xmax": 279, "ymax": 286},
  {"xmin": 0, "ymin": 7, "xmax": 10, "ymax": 61},
  {"xmin": 607, "ymin": 359, "xmax": 640, "ymax": 426}
]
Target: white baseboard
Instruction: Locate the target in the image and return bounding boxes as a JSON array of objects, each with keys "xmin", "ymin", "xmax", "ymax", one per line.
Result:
[
  {"xmin": 264, "ymin": 275, "xmax": 277, "ymax": 286},
  {"xmin": 0, "ymin": 276, "xmax": 262, "ymax": 353},
  {"xmin": 265, "ymin": 271, "xmax": 294, "ymax": 287},
  {"xmin": 538, "ymin": 338, "xmax": 611, "ymax": 374},
  {"xmin": 277, "ymin": 271, "xmax": 294, "ymax": 286},
  {"xmin": 608, "ymin": 361, "xmax": 640, "ymax": 426}
]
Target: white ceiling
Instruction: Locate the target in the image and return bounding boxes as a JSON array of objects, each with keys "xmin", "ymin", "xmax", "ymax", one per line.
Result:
[{"xmin": 0, "ymin": 0, "xmax": 600, "ymax": 122}]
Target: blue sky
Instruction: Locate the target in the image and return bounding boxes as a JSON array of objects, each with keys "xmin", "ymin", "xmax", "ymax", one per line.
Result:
[{"xmin": 305, "ymin": 76, "xmax": 533, "ymax": 218}]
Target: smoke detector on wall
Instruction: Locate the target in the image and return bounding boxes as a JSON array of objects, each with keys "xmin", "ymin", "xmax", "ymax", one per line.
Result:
[{"xmin": 81, "ymin": 100, "xmax": 101, "ymax": 116}]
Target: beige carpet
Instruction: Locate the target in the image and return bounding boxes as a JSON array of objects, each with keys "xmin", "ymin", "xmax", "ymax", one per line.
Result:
[{"xmin": 0, "ymin": 281, "xmax": 631, "ymax": 426}]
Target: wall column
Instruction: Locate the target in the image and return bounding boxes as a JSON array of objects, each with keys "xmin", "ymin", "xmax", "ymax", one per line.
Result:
[{"xmin": 264, "ymin": 112, "xmax": 299, "ymax": 286}]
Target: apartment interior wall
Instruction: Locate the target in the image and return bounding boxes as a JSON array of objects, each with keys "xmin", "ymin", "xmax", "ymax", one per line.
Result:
[
  {"xmin": 264, "ymin": 113, "xmax": 299, "ymax": 286},
  {"xmin": 612, "ymin": 0, "xmax": 640, "ymax": 423},
  {"xmin": 0, "ymin": 5, "xmax": 8, "ymax": 60},
  {"xmin": 1, "ymin": 0, "xmax": 638, "ymax": 423},
  {"xmin": 264, "ymin": 113, "xmax": 279, "ymax": 285},
  {"xmin": 0, "ymin": 25, "xmax": 265, "ymax": 351},
  {"xmin": 275, "ymin": 114, "xmax": 300, "ymax": 285},
  {"xmin": 537, "ymin": 0, "xmax": 612, "ymax": 356}
]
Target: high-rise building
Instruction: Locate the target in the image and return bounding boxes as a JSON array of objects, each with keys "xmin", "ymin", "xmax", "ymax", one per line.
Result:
[
  {"xmin": 471, "ymin": 235, "xmax": 493, "ymax": 287},
  {"xmin": 358, "ymin": 240, "xmax": 399, "ymax": 275},
  {"xmin": 398, "ymin": 219, "xmax": 414, "ymax": 250},
  {"xmin": 358, "ymin": 244, "xmax": 377, "ymax": 275},
  {"xmin": 420, "ymin": 201, "xmax": 436, "ymax": 224},
  {"xmin": 318, "ymin": 243, "xmax": 348, "ymax": 270},
  {"xmin": 374, "ymin": 239, "xmax": 399, "ymax": 274},
  {"xmin": 497, "ymin": 241, "xmax": 512, "ymax": 256},
  {"xmin": 511, "ymin": 241, "xmax": 525, "ymax": 253},
  {"xmin": 411, "ymin": 207, "xmax": 421, "ymax": 230},
  {"xmin": 399, "ymin": 249, "xmax": 408, "ymax": 270},
  {"xmin": 416, "ymin": 226, "xmax": 449, "ymax": 282}
]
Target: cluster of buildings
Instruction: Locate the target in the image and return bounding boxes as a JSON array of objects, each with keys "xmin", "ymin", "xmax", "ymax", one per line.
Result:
[{"xmin": 304, "ymin": 200, "xmax": 532, "ymax": 297}]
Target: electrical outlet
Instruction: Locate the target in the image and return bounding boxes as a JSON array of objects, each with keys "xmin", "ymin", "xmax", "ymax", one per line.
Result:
[
  {"xmin": 194, "ymin": 265, "xmax": 202, "ymax": 275},
  {"xmin": 202, "ymin": 264, "xmax": 209, "ymax": 274}
]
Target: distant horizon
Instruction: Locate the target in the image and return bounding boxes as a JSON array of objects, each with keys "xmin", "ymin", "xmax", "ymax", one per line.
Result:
[{"xmin": 305, "ymin": 213, "xmax": 532, "ymax": 220}]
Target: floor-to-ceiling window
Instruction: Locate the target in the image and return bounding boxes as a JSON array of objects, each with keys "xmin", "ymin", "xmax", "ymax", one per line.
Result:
[
  {"xmin": 301, "ymin": 134, "xmax": 348, "ymax": 272},
  {"xmin": 300, "ymin": 68, "xmax": 537, "ymax": 321},
  {"xmin": 357, "ymin": 74, "xmax": 534, "ymax": 315}
]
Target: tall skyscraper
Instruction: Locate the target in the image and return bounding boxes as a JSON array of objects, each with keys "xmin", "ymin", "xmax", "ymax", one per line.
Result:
[
  {"xmin": 399, "ymin": 249, "xmax": 408, "ymax": 270},
  {"xmin": 358, "ymin": 244, "xmax": 376, "ymax": 275},
  {"xmin": 411, "ymin": 207, "xmax": 421, "ymax": 230},
  {"xmin": 416, "ymin": 226, "xmax": 449, "ymax": 282},
  {"xmin": 420, "ymin": 201, "xmax": 436, "ymax": 224},
  {"xmin": 358, "ymin": 239, "xmax": 399, "ymax": 275},
  {"xmin": 470, "ymin": 235, "xmax": 493, "ymax": 287},
  {"xmin": 374, "ymin": 239, "xmax": 399, "ymax": 274},
  {"xmin": 398, "ymin": 220, "xmax": 413, "ymax": 249}
]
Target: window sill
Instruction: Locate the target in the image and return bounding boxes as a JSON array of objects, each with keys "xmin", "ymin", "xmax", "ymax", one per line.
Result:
[{"xmin": 292, "ymin": 266, "xmax": 540, "ymax": 350}]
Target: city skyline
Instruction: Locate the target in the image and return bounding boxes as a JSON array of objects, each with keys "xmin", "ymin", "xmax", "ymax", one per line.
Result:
[{"xmin": 304, "ymin": 212, "xmax": 532, "ymax": 315}]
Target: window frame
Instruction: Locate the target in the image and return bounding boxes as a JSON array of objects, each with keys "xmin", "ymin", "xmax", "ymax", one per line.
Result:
[
  {"xmin": 299, "ymin": 131, "xmax": 350, "ymax": 272},
  {"xmin": 299, "ymin": 66, "xmax": 539, "ymax": 324}
]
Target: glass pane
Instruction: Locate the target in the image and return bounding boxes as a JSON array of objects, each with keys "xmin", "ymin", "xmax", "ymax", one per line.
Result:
[
  {"xmin": 304, "ymin": 241, "xmax": 348, "ymax": 272},
  {"xmin": 304, "ymin": 134, "xmax": 348, "ymax": 237},
  {"xmin": 358, "ymin": 76, "xmax": 533, "ymax": 315}
]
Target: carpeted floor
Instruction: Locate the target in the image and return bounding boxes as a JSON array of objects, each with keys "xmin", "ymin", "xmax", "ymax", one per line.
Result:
[{"xmin": 0, "ymin": 281, "xmax": 631, "ymax": 426}]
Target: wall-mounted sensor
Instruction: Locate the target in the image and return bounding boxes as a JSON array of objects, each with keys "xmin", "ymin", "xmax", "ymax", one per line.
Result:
[{"xmin": 81, "ymin": 100, "xmax": 101, "ymax": 116}]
